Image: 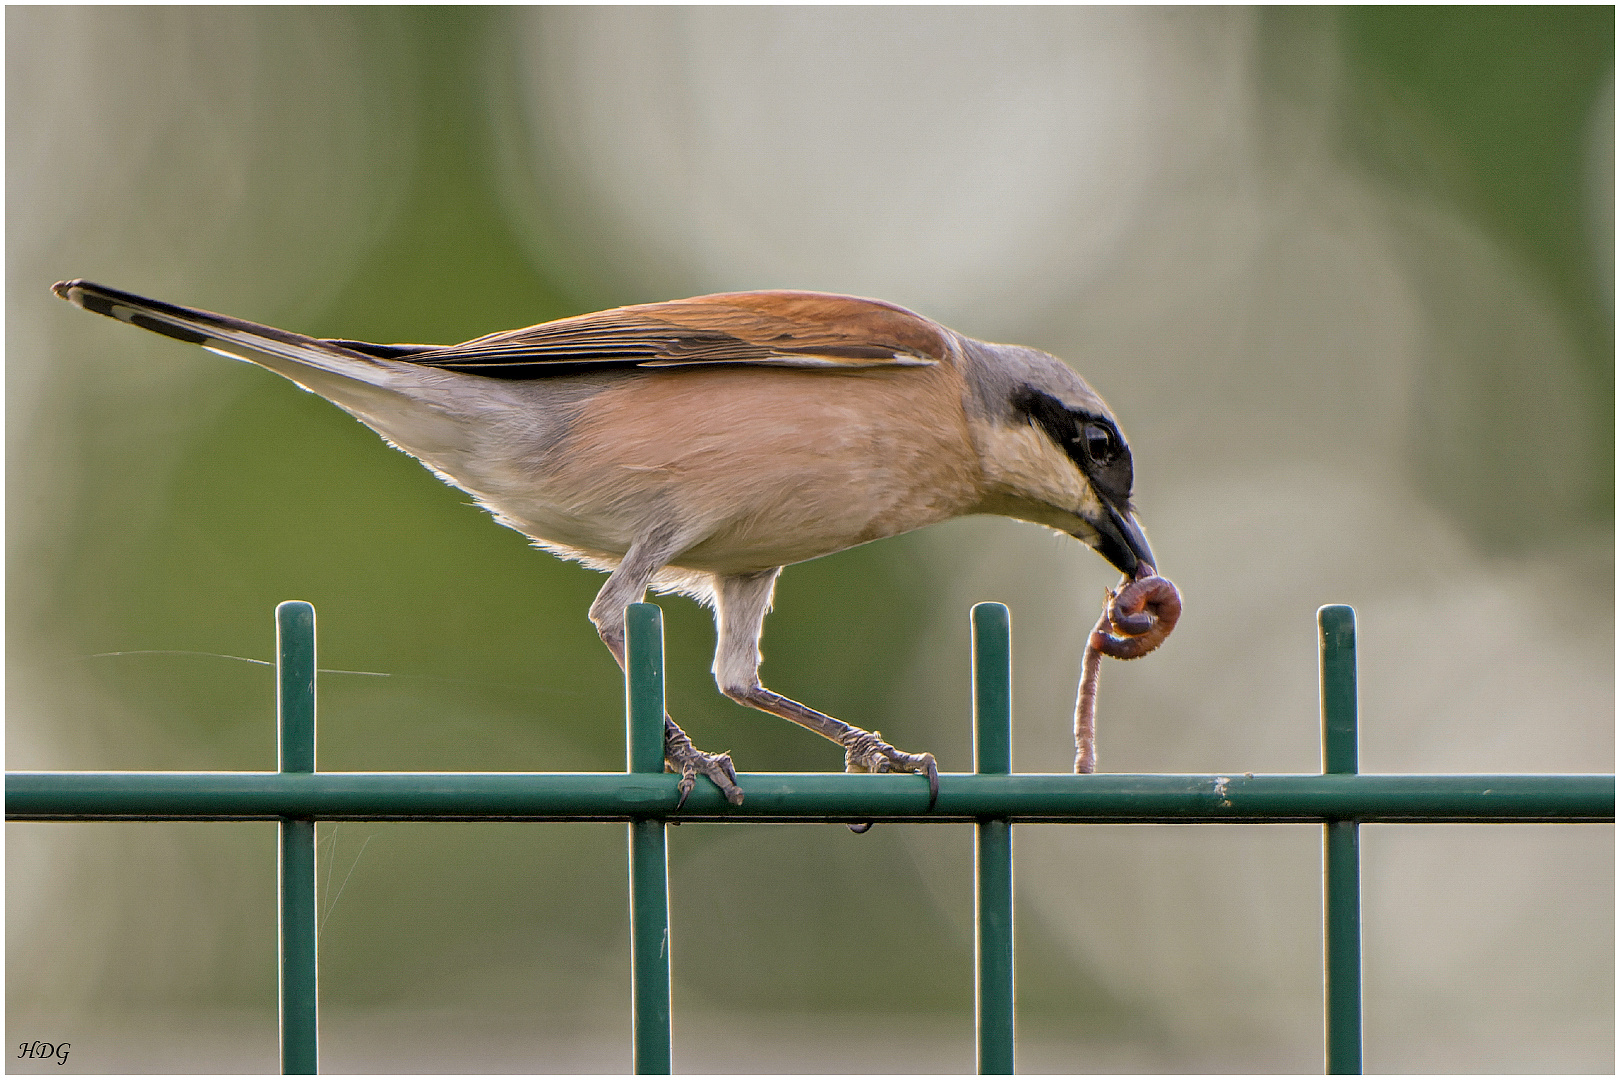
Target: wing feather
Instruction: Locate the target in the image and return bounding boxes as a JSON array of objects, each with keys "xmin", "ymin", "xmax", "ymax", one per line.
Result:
[
  {"xmin": 55, "ymin": 280, "xmax": 957, "ymax": 382},
  {"xmin": 397, "ymin": 291, "xmax": 952, "ymax": 378}
]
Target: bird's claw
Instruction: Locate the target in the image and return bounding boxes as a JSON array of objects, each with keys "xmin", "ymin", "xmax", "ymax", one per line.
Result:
[
  {"xmin": 664, "ymin": 723, "xmax": 743, "ymax": 807},
  {"xmin": 841, "ymin": 729, "xmax": 940, "ymax": 810}
]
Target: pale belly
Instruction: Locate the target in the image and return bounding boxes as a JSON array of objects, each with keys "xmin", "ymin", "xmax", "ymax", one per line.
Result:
[{"xmin": 445, "ymin": 364, "xmax": 984, "ymax": 576}]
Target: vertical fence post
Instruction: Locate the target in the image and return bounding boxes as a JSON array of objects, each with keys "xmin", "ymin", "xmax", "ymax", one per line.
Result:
[
  {"xmin": 972, "ymin": 602, "xmax": 1015, "ymax": 1075},
  {"xmin": 1319, "ymin": 605, "xmax": 1362, "ymax": 1075},
  {"xmin": 276, "ymin": 601, "xmax": 319, "ymax": 1075},
  {"xmin": 626, "ymin": 603, "xmax": 672, "ymax": 1075}
]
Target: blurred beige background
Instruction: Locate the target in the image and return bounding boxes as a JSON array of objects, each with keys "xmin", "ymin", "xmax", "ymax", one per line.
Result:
[{"xmin": 7, "ymin": 7, "xmax": 1612, "ymax": 1073}]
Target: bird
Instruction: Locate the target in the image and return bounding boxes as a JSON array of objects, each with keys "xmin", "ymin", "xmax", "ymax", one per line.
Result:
[{"xmin": 52, "ymin": 279, "xmax": 1158, "ymax": 808}]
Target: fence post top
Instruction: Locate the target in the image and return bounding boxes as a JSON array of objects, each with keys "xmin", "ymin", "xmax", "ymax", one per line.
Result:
[
  {"xmin": 1317, "ymin": 603, "xmax": 1355, "ymax": 626},
  {"xmin": 276, "ymin": 599, "xmax": 316, "ymax": 621}
]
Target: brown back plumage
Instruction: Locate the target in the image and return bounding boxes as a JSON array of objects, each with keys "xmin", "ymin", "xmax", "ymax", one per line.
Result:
[{"xmin": 391, "ymin": 291, "xmax": 955, "ymax": 378}]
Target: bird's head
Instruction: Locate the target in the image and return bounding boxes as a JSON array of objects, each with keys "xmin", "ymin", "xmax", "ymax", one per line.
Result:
[{"xmin": 961, "ymin": 339, "xmax": 1156, "ymax": 578}]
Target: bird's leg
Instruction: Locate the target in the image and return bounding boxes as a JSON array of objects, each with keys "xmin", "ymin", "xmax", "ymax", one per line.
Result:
[
  {"xmin": 713, "ymin": 570, "xmax": 939, "ymax": 807},
  {"xmin": 591, "ymin": 538, "xmax": 743, "ymax": 807},
  {"xmin": 596, "ymin": 613, "xmax": 743, "ymax": 807},
  {"xmin": 659, "ymin": 715, "xmax": 742, "ymax": 808},
  {"xmin": 736, "ymin": 685, "xmax": 940, "ymax": 807}
]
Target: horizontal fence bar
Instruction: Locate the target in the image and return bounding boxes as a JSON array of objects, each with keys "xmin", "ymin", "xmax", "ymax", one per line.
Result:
[{"xmin": 9, "ymin": 771, "xmax": 1612, "ymax": 823}]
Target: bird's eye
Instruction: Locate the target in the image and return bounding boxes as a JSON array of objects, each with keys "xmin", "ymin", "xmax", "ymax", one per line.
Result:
[{"xmin": 1082, "ymin": 423, "xmax": 1116, "ymax": 463}]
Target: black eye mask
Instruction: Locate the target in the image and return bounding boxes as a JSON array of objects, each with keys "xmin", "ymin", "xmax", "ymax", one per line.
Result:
[{"xmin": 1008, "ymin": 385, "xmax": 1134, "ymax": 507}]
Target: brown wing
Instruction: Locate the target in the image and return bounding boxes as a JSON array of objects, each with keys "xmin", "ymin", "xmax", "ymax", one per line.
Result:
[{"xmin": 384, "ymin": 291, "xmax": 954, "ymax": 379}]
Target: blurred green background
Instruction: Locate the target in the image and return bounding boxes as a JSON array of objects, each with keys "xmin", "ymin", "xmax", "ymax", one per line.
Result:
[{"xmin": 7, "ymin": 7, "xmax": 1612, "ymax": 1073}]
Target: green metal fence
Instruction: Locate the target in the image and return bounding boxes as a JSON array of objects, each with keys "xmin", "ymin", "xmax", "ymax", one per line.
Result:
[{"xmin": 7, "ymin": 600, "xmax": 1613, "ymax": 1074}]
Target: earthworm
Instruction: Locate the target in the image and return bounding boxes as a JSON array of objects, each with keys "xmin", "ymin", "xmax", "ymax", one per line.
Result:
[{"xmin": 1074, "ymin": 566, "xmax": 1182, "ymax": 774}]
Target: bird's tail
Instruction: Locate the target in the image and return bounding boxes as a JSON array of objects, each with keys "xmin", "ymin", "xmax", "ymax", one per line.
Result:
[
  {"xmin": 51, "ymin": 279, "xmax": 481, "ymax": 464},
  {"xmin": 52, "ymin": 279, "xmax": 402, "ymax": 389}
]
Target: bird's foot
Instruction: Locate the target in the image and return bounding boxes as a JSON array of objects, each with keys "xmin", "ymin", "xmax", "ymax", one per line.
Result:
[
  {"xmin": 840, "ymin": 728, "xmax": 939, "ymax": 808},
  {"xmin": 664, "ymin": 720, "xmax": 743, "ymax": 808}
]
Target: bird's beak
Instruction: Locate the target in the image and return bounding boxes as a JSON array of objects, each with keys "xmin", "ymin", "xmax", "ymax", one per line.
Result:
[{"xmin": 1090, "ymin": 504, "xmax": 1156, "ymax": 577}]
